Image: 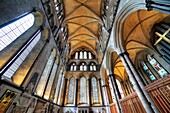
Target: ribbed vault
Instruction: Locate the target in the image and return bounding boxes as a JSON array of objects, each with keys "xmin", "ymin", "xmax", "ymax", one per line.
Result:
[
  {"xmin": 111, "ymin": 10, "xmax": 168, "ymax": 81},
  {"xmin": 63, "ymin": 0, "xmax": 103, "ymax": 55}
]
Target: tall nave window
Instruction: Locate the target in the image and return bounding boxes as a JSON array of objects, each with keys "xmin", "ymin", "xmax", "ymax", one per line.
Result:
[
  {"xmin": 0, "ymin": 13, "xmax": 34, "ymax": 51},
  {"xmin": 68, "ymin": 77, "xmax": 75, "ymax": 104},
  {"xmin": 80, "ymin": 76, "xmax": 87, "ymax": 103},
  {"xmin": 91, "ymin": 77, "xmax": 99, "ymax": 103}
]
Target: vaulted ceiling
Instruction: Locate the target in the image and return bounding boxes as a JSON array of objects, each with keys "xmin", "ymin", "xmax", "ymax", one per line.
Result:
[
  {"xmin": 112, "ymin": 10, "xmax": 168, "ymax": 81},
  {"xmin": 63, "ymin": 0, "xmax": 103, "ymax": 55}
]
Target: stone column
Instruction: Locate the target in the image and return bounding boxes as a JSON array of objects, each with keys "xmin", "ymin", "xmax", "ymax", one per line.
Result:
[
  {"xmin": 88, "ymin": 78, "xmax": 92, "ymax": 106},
  {"xmin": 109, "ymin": 74, "xmax": 123, "ymax": 113},
  {"xmin": 119, "ymin": 53, "xmax": 155, "ymax": 113},
  {"xmin": 123, "ymin": 52, "xmax": 159, "ymax": 113},
  {"xmin": 98, "ymin": 78, "xmax": 104, "ymax": 106},
  {"xmin": 75, "ymin": 79, "xmax": 78, "ymax": 106},
  {"xmin": 62, "ymin": 79, "xmax": 68, "ymax": 106}
]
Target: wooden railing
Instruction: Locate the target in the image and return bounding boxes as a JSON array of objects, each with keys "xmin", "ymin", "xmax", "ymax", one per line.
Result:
[
  {"xmin": 117, "ymin": 75, "xmax": 170, "ymax": 113},
  {"xmin": 119, "ymin": 92, "xmax": 146, "ymax": 113},
  {"xmin": 110, "ymin": 103, "xmax": 118, "ymax": 113},
  {"xmin": 145, "ymin": 75, "xmax": 170, "ymax": 113}
]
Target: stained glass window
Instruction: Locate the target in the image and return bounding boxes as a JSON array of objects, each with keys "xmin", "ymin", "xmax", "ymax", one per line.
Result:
[
  {"xmin": 68, "ymin": 77, "xmax": 75, "ymax": 104},
  {"xmin": 91, "ymin": 77, "xmax": 99, "ymax": 103},
  {"xmin": 36, "ymin": 49, "xmax": 56, "ymax": 96},
  {"xmin": 0, "ymin": 13, "xmax": 34, "ymax": 51},
  {"xmin": 147, "ymin": 54, "xmax": 168, "ymax": 78},
  {"xmin": 140, "ymin": 61, "xmax": 156, "ymax": 81},
  {"xmin": 80, "ymin": 77, "xmax": 87, "ymax": 103}
]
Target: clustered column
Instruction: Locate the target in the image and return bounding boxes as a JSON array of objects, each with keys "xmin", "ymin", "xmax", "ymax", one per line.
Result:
[
  {"xmin": 109, "ymin": 74, "xmax": 123, "ymax": 113},
  {"xmin": 118, "ymin": 52, "xmax": 157, "ymax": 113},
  {"xmin": 62, "ymin": 79, "xmax": 68, "ymax": 106}
]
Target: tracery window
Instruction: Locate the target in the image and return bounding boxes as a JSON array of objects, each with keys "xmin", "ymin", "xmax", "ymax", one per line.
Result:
[
  {"xmin": 73, "ymin": 49, "xmax": 93, "ymax": 60},
  {"xmin": 91, "ymin": 77, "xmax": 99, "ymax": 103},
  {"xmin": 80, "ymin": 63, "xmax": 87, "ymax": 71},
  {"xmin": 147, "ymin": 54, "xmax": 168, "ymax": 78},
  {"xmin": 80, "ymin": 76, "xmax": 87, "ymax": 103},
  {"xmin": 70, "ymin": 63, "xmax": 76, "ymax": 71},
  {"xmin": 90, "ymin": 63, "xmax": 97, "ymax": 71},
  {"xmin": 140, "ymin": 61, "xmax": 156, "ymax": 81},
  {"xmin": 36, "ymin": 49, "xmax": 56, "ymax": 96},
  {"xmin": 68, "ymin": 77, "xmax": 75, "ymax": 104},
  {"xmin": 0, "ymin": 13, "xmax": 34, "ymax": 51}
]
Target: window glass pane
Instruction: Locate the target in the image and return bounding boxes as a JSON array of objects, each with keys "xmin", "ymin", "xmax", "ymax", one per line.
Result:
[
  {"xmin": 88, "ymin": 52, "xmax": 92, "ymax": 59},
  {"xmin": 147, "ymin": 54, "xmax": 168, "ymax": 78},
  {"xmin": 84, "ymin": 65, "xmax": 87, "ymax": 71},
  {"xmin": 80, "ymin": 65, "xmax": 83, "ymax": 71},
  {"xmin": 70, "ymin": 65, "xmax": 73, "ymax": 71},
  {"xmin": 91, "ymin": 77, "xmax": 99, "ymax": 103},
  {"xmin": 80, "ymin": 77, "xmax": 87, "ymax": 103},
  {"xmin": 84, "ymin": 51, "xmax": 87, "ymax": 59},
  {"xmin": 80, "ymin": 51, "xmax": 83, "ymax": 59},
  {"xmin": 74, "ymin": 65, "xmax": 77, "ymax": 71},
  {"xmin": 36, "ymin": 49, "xmax": 56, "ymax": 96},
  {"xmin": 141, "ymin": 61, "xmax": 156, "ymax": 81},
  {"xmin": 75, "ymin": 52, "xmax": 78, "ymax": 59},
  {"xmin": 68, "ymin": 77, "xmax": 75, "ymax": 103},
  {"xmin": 90, "ymin": 66, "xmax": 93, "ymax": 71},
  {"xmin": 2, "ymin": 32, "xmax": 41, "ymax": 80},
  {"xmin": 0, "ymin": 13, "xmax": 34, "ymax": 51},
  {"xmin": 93, "ymin": 65, "xmax": 96, "ymax": 71}
]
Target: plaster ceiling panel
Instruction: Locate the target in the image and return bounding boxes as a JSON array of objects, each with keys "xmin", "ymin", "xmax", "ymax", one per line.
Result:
[
  {"xmin": 64, "ymin": 6, "xmax": 100, "ymax": 21},
  {"xmin": 83, "ymin": 0, "xmax": 102, "ymax": 16},
  {"xmin": 123, "ymin": 11, "xmax": 139, "ymax": 42},
  {"xmin": 70, "ymin": 42, "xmax": 95, "ymax": 53},
  {"xmin": 114, "ymin": 61, "xmax": 126, "ymax": 80},
  {"xmin": 69, "ymin": 35, "xmax": 96, "ymax": 41},
  {"xmin": 123, "ymin": 10, "xmax": 168, "ymax": 48},
  {"xmin": 67, "ymin": 17, "xmax": 98, "ymax": 25},
  {"xmin": 126, "ymin": 25, "xmax": 151, "ymax": 47},
  {"xmin": 68, "ymin": 27, "xmax": 97, "ymax": 39},
  {"xmin": 63, "ymin": 1, "xmax": 80, "ymax": 16}
]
